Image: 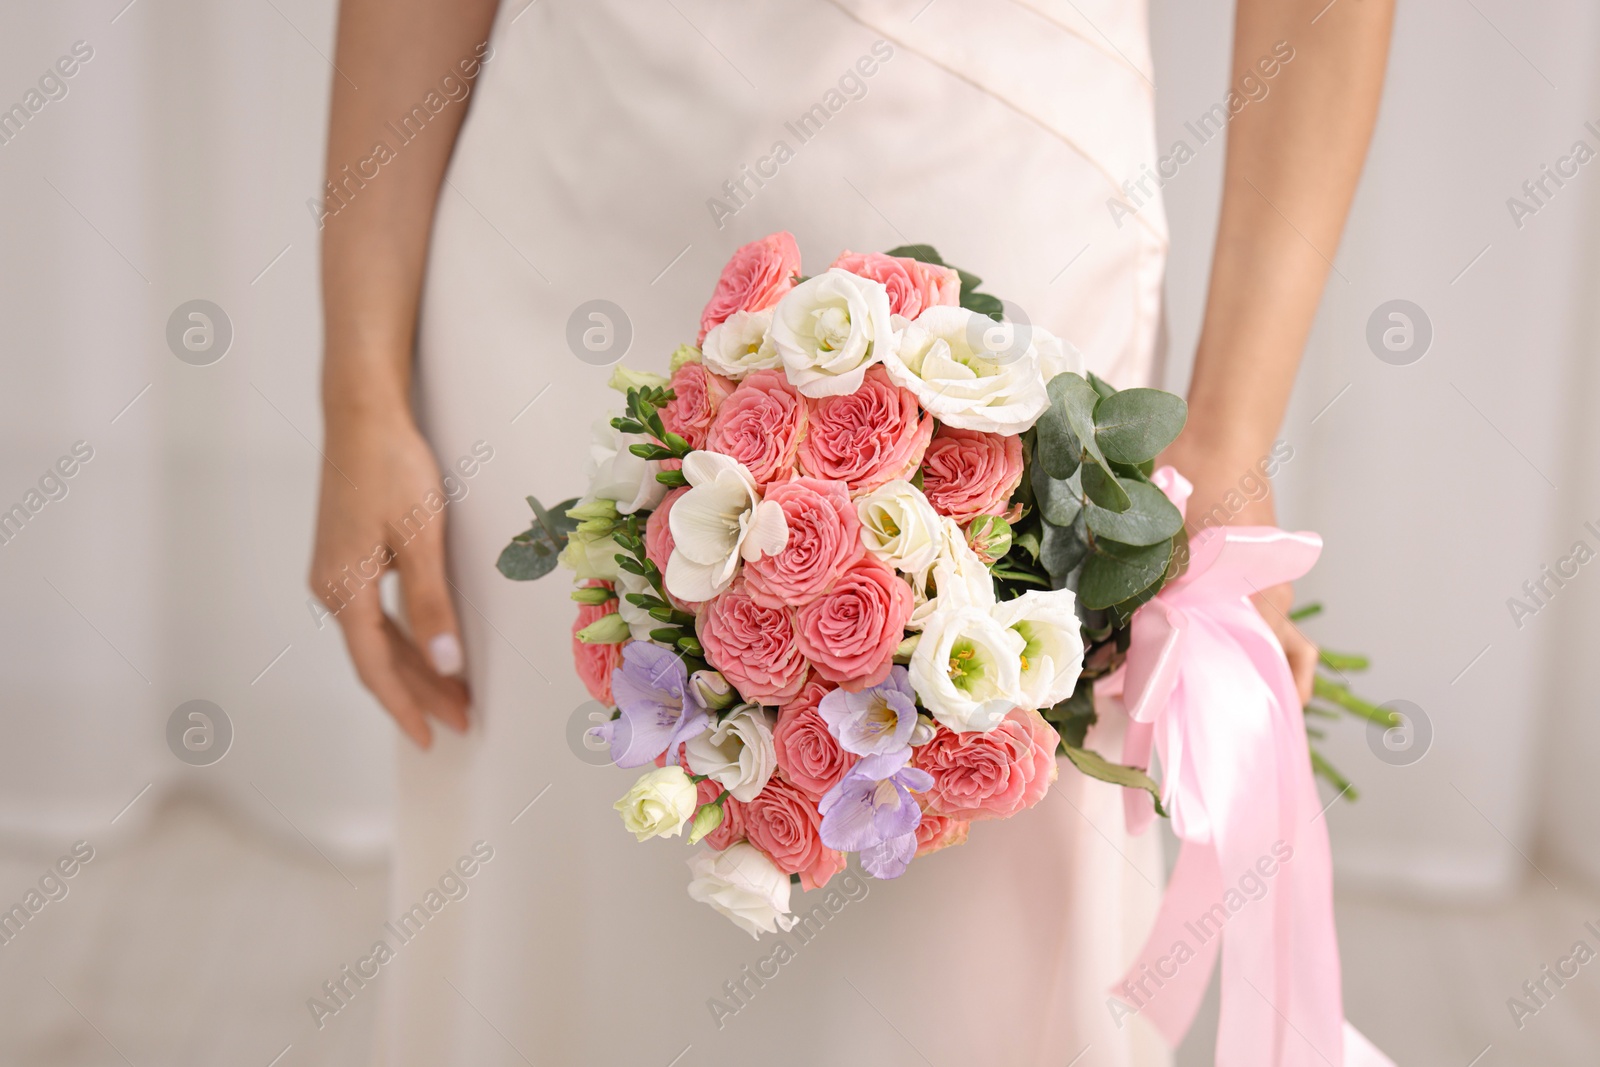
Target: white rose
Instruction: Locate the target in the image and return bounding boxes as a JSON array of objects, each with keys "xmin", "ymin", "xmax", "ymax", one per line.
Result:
[
  {"xmin": 882, "ymin": 305, "xmax": 1049, "ymax": 435},
  {"xmin": 613, "ymin": 765, "xmax": 699, "ymax": 842},
  {"xmin": 665, "ymin": 451, "xmax": 788, "ymax": 602},
  {"xmin": 989, "ymin": 587, "xmax": 1085, "ymax": 710},
  {"xmin": 587, "ymin": 418, "xmax": 666, "ymax": 515},
  {"xmin": 856, "ymin": 479, "xmax": 942, "ymax": 577},
  {"xmin": 910, "ymin": 601, "xmax": 1027, "ymax": 733},
  {"xmin": 701, "ymin": 308, "xmax": 780, "ymax": 381},
  {"xmin": 684, "ymin": 704, "xmax": 777, "ymax": 802},
  {"xmin": 771, "ymin": 268, "xmax": 896, "ymax": 397},
  {"xmin": 686, "ymin": 843, "xmax": 796, "ymax": 938}
]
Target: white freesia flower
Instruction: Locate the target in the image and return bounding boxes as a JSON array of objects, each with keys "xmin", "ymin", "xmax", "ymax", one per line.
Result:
[
  {"xmin": 587, "ymin": 418, "xmax": 666, "ymax": 515},
  {"xmin": 989, "ymin": 587, "xmax": 1086, "ymax": 710},
  {"xmin": 906, "ymin": 517, "xmax": 997, "ymax": 631},
  {"xmin": 771, "ymin": 268, "xmax": 896, "ymax": 397},
  {"xmin": 701, "ymin": 308, "xmax": 780, "ymax": 381},
  {"xmin": 613, "ymin": 766, "xmax": 698, "ymax": 842},
  {"xmin": 1033, "ymin": 324, "xmax": 1086, "ymax": 386},
  {"xmin": 684, "ymin": 704, "xmax": 777, "ymax": 802},
  {"xmin": 687, "ymin": 843, "xmax": 796, "ymax": 938},
  {"xmin": 910, "ymin": 601, "xmax": 1027, "ymax": 733},
  {"xmin": 856, "ymin": 479, "xmax": 942, "ymax": 577},
  {"xmin": 665, "ymin": 451, "xmax": 788, "ymax": 602},
  {"xmin": 882, "ymin": 305, "xmax": 1049, "ymax": 435}
]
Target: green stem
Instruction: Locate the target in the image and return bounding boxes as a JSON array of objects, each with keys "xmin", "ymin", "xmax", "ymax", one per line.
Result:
[{"xmin": 1312, "ymin": 675, "xmax": 1398, "ymax": 727}]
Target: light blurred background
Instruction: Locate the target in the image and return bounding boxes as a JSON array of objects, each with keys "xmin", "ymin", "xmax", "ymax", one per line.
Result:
[{"xmin": 0, "ymin": 0, "xmax": 1596, "ymax": 1064}]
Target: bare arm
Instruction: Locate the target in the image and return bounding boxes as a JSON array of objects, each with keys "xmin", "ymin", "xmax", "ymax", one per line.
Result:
[
  {"xmin": 311, "ymin": 0, "xmax": 501, "ymax": 747},
  {"xmin": 1164, "ymin": 0, "xmax": 1394, "ymax": 697}
]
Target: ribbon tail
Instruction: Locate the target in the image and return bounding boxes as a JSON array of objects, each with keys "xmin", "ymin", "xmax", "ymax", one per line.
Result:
[
  {"xmin": 1111, "ymin": 843, "xmax": 1223, "ymax": 1044},
  {"xmin": 1342, "ymin": 1022, "xmax": 1396, "ymax": 1067}
]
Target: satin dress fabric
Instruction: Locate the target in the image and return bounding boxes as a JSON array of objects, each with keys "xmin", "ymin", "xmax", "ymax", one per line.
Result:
[{"xmin": 381, "ymin": 2, "xmax": 1172, "ymax": 1063}]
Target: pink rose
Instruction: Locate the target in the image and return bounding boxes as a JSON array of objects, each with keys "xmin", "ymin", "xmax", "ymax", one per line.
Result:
[
  {"xmin": 773, "ymin": 681, "xmax": 856, "ymax": 801},
  {"xmin": 644, "ymin": 489, "xmax": 698, "ymax": 612},
  {"xmin": 919, "ymin": 424, "xmax": 1025, "ymax": 523},
  {"xmin": 571, "ymin": 584, "xmax": 624, "ymax": 705},
  {"xmin": 661, "ymin": 362, "xmax": 733, "ymax": 451},
  {"xmin": 697, "ymin": 578, "xmax": 810, "ymax": 704},
  {"xmin": 794, "ymin": 556, "xmax": 913, "ymax": 691},
  {"xmin": 742, "ymin": 476, "xmax": 864, "ymax": 608},
  {"xmin": 697, "ymin": 779, "xmax": 747, "ymax": 851},
  {"xmin": 699, "ymin": 232, "xmax": 802, "ymax": 343},
  {"xmin": 742, "ymin": 772, "xmax": 847, "ymax": 891},
  {"xmin": 914, "ymin": 707, "xmax": 1061, "ymax": 821},
  {"xmin": 704, "ymin": 369, "xmax": 807, "ymax": 487},
  {"xmin": 797, "ymin": 365, "xmax": 935, "ymax": 493},
  {"xmin": 914, "ymin": 809, "xmax": 970, "ymax": 858},
  {"xmin": 830, "ymin": 250, "xmax": 961, "ymax": 319}
]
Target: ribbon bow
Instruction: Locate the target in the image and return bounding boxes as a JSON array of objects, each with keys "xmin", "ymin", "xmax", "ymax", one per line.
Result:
[{"xmin": 1099, "ymin": 470, "xmax": 1392, "ymax": 1066}]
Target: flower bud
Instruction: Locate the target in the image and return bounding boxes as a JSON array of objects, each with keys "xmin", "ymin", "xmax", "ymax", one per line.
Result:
[
  {"xmin": 607, "ymin": 365, "xmax": 670, "ymax": 392},
  {"xmin": 575, "ymin": 612, "xmax": 630, "ymax": 645},
  {"xmin": 686, "ymin": 802, "xmax": 725, "ymax": 845},
  {"xmin": 966, "ymin": 514, "xmax": 1013, "ymax": 565},
  {"xmin": 894, "ymin": 632, "xmax": 921, "ymax": 664},
  {"xmin": 570, "ymin": 585, "xmax": 616, "ymax": 605},
  {"xmin": 566, "ymin": 498, "xmax": 620, "ymax": 523},
  {"xmin": 669, "ymin": 344, "xmax": 702, "ymax": 374},
  {"xmin": 690, "ymin": 670, "xmax": 738, "ymax": 710},
  {"xmin": 614, "ymin": 766, "xmax": 698, "ymax": 842}
]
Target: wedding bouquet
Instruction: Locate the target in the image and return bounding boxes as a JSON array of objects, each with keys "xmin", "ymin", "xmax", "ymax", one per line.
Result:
[{"xmin": 498, "ymin": 232, "xmax": 1377, "ymax": 937}]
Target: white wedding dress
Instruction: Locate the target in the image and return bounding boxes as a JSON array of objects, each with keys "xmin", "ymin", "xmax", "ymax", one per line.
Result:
[{"xmin": 384, "ymin": 1, "xmax": 1172, "ymax": 1063}]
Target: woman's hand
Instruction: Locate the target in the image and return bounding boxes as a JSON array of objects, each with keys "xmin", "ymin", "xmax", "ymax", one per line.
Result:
[
  {"xmin": 1161, "ymin": 442, "xmax": 1318, "ymax": 705},
  {"xmin": 310, "ymin": 402, "xmax": 469, "ymax": 748}
]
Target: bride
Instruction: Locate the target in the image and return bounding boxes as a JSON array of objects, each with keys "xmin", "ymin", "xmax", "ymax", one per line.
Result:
[{"xmin": 309, "ymin": 1, "xmax": 1392, "ymax": 1063}]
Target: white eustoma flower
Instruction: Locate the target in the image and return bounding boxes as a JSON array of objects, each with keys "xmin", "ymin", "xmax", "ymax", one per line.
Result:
[
  {"xmin": 881, "ymin": 305, "xmax": 1049, "ymax": 435},
  {"xmin": 1033, "ymin": 324, "xmax": 1086, "ymax": 386},
  {"xmin": 989, "ymin": 587, "xmax": 1086, "ymax": 710},
  {"xmin": 665, "ymin": 451, "xmax": 788, "ymax": 602},
  {"xmin": 686, "ymin": 843, "xmax": 797, "ymax": 938},
  {"xmin": 559, "ymin": 528, "xmax": 624, "ymax": 583},
  {"xmin": 771, "ymin": 268, "xmax": 896, "ymax": 397},
  {"xmin": 684, "ymin": 704, "xmax": 777, "ymax": 802},
  {"xmin": 856, "ymin": 479, "xmax": 942, "ymax": 577},
  {"xmin": 613, "ymin": 765, "xmax": 699, "ymax": 842},
  {"xmin": 587, "ymin": 418, "xmax": 666, "ymax": 515},
  {"xmin": 701, "ymin": 308, "xmax": 780, "ymax": 381},
  {"xmin": 906, "ymin": 517, "xmax": 997, "ymax": 631},
  {"xmin": 910, "ymin": 600, "xmax": 1027, "ymax": 733}
]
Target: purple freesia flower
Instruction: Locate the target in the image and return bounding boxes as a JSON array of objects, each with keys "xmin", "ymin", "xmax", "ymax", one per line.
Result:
[
  {"xmin": 593, "ymin": 642, "xmax": 709, "ymax": 767},
  {"xmin": 818, "ymin": 666, "xmax": 918, "ymax": 757},
  {"xmin": 817, "ymin": 750, "xmax": 933, "ymax": 877}
]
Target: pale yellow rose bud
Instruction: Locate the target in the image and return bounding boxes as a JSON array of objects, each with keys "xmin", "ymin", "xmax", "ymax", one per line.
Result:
[
  {"xmin": 607, "ymin": 365, "xmax": 670, "ymax": 392},
  {"xmin": 669, "ymin": 344, "xmax": 702, "ymax": 373},
  {"xmin": 686, "ymin": 802, "xmax": 725, "ymax": 845},
  {"xmin": 614, "ymin": 766, "xmax": 698, "ymax": 842}
]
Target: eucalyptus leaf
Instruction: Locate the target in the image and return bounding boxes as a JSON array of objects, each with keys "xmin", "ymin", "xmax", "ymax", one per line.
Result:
[
  {"xmin": 1078, "ymin": 537, "xmax": 1171, "ymax": 610},
  {"xmin": 1048, "ymin": 685, "xmax": 1098, "ymax": 749},
  {"xmin": 1035, "ymin": 398, "xmax": 1080, "ymax": 479},
  {"xmin": 1032, "ymin": 464, "xmax": 1083, "ymax": 527},
  {"xmin": 1086, "ymin": 371, "xmax": 1118, "ymax": 401},
  {"xmin": 884, "ymin": 243, "xmax": 944, "ymax": 264},
  {"xmin": 1039, "ymin": 515, "xmax": 1089, "ymax": 584},
  {"xmin": 1093, "ymin": 388, "xmax": 1188, "ymax": 465},
  {"xmin": 1061, "ymin": 744, "xmax": 1167, "ymax": 817},
  {"xmin": 1047, "ymin": 373, "xmax": 1104, "ymax": 464},
  {"xmin": 1079, "ymin": 458, "xmax": 1131, "ymax": 512},
  {"xmin": 1084, "ymin": 479, "xmax": 1183, "ymax": 546},
  {"xmin": 497, "ymin": 495, "xmax": 581, "ymax": 581}
]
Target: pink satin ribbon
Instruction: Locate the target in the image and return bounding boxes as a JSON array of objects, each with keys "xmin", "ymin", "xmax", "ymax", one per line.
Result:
[{"xmin": 1098, "ymin": 470, "xmax": 1392, "ymax": 1067}]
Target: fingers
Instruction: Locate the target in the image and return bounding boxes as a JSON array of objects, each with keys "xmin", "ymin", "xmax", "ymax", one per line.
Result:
[
  {"xmin": 391, "ymin": 522, "xmax": 470, "ymax": 734},
  {"xmin": 334, "ymin": 592, "xmax": 437, "ymax": 749},
  {"xmin": 1251, "ymin": 583, "xmax": 1318, "ymax": 706}
]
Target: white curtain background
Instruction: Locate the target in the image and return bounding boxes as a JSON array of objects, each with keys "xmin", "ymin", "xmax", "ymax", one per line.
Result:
[{"xmin": 1, "ymin": 0, "xmax": 1597, "ymax": 930}]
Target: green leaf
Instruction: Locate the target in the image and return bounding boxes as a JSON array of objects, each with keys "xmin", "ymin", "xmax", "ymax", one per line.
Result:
[
  {"xmin": 884, "ymin": 244, "xmax": 945, "ymax": 265},
  {"xmin": 1012, "ymin": 527, "xmax": 1041, "ymax": 562},
  {"xmin": 1086, "ymin": 371, "xmax": 1118, "ymax": 400},
  {"xmin": 1084, "ymin": 479, "xmax": 1183, "ymax": 546},
  {"xmin": 1034, "ymin": 399, "xmax": 1081, "ymax": 480},
  {"xmin": 497, "ymin": 495, "xmax": 581, "ymax": 581},
  {"xmin": 1039, "ymin": 515, "xmax": 1089, "ymax": 583},
  {"xmin": 1060, "ymin": 744, "xmax": 1167, "ymax": 817},
  {"xmin": 1047, "ymin": 684, "xmax": 1098, "ymax": 748},
  {"xmin": 1093, "ymin": 388, "xmax": 1188, "ymax": 465},
  {"xmin": 1032, "ymin": 464, "xmax": 1082, "ymax": 527},
  {"xmin": 1079, "ymin": 458, "xmax": 1130, "ymax": 512},
  {"xmin": 960, "ymin": 291, "xmax": 1004, "ymax": 321},
  {"xmin": 1078, "ymin": 537, "xmax": 1172, "ymax": 610},
  {"xmin": 655, "ymin": 469, "xmax": 689, "ymax": 488}
]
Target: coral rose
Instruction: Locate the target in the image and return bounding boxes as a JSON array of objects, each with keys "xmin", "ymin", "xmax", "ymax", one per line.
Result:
[
  {"xmin": 830, "ymin": 250, "xmax": 961, "ymax": 319},
  {"xmin": 571, "ymin": 584, "xmax": 624, "ymax": 705},
  {"xmin": 914, "ymin": 707, "xmax": 1061, "ymax": 821},
  {"xmin": 742, "ymin": 773, "xmax": 847, "ymax": 891},
  {"xmin": 699, "ymin": 232, "xmax": 801, "ymax": 343},
  {"xmin": 743, "ymin": 476, "xmax": 864, "ymax": 608},
  {"xmin": 913, "ymin": 809, "xmax": 970, "ymax": 857},
  {"xmin": 773, "ymin": 681, "xmax": 856, "ymax": 801},
  {"xmin": 797, "ymin": 366, "xmax": 934, "ymax": 494},
  {"xmin": 704, "ymin": 369, "xmax": 806, "ymax": 488},
  {"xmin": 697, "ymin": 578, "xmax": 810, "ymax": 704},
  {"xmin": 661, "ymin": 362, "xmax": 733, "ymax": 451},
  {"xmin": 696, "ymin": 778, "xmax": 748, "ymax": 851},
  {"xmin": 794, "ymin": 556, "xmax": 914, "ymax": 691},
  {"xmin": 919, "ymin": 424, "xmax": 1025, "ymax": 523}
]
